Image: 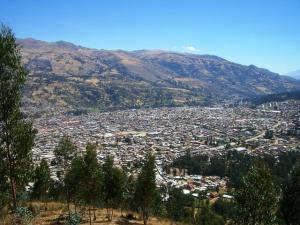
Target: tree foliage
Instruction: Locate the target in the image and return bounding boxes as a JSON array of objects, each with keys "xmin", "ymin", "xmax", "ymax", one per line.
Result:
[
  {"xmin": 31, "ymin": 159, "xmax": 51, "ymax": 202},
  {"xmin": 171, "ymin": 150, "xmax": 300, "ymax": 188},
  {"xmin": 166, "ymin": 188, "xmax": 194, "ymax": 222},
  {"xmin": 212, "ymin": 199, "xmax": 235, "ymax": 222},
  {"xmin": 53, "ymin": 135, "xmax": 77, "ymax": 181},
  {"xmin": 234, "ymin": 162, "xmax": 280, "ymax": 225},
  {"xmin": 80, "ymin": 143, "xmax": 102, "ymax": 224},
  {"xmin": 65, "ymin": 155, "xmax": 84, "ymax": 208},
  {"xmin": 0, "ymin": 24, "xmax": 37, "ymax": 209},
  {"xmin": 195, "ymin": 201, "xmax": 225, "ymax": 225},
  {"xmin": 102, "ymin": 156, "xmax": 126, "ymax": 221},
  {"xmin": 281, "ymin": 161, "xmax": 300, "ymax": 225},
  {"xmin": 134, "ymin": 152, "xmax": 158, "ymax": 225}
]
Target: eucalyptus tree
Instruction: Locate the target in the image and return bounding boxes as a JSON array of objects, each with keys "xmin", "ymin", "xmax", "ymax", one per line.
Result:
[
  {"xmin": 0, "ymin": 24, "xmax": 37, "ymax": 209},
  {"xmin": 134, "ymin": 152, "xmax": 158, "ymax": 225},
  {"xmin": 32, "ymin": 159, "xmax": 51, "ymax": 210},
  {"xmin": 234, "ymin": 162, "xmax": 280, "ymax": 225},
  {"xmin": 81, "ymin": 143, "xmax": 102, "ymax": 225},
  {"xmin": 281, "ymin": 161, "xmax": 300, "ymax": 225},
  {"xmin": 102, "ymin": 156, "xmax": 126, "ymax": 221},
  {"xmin": 53, "ymin": 135, "xmax": 77, "ymax": 181}
]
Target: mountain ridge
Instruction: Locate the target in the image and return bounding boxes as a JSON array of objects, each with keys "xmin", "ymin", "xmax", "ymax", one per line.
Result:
[
  {"xmin": 17, "ymin": 38, "xmax": 300, "ymax": 117},
  {"xmin": 285, "ymin": 69, "xmax": 300, "ymax": 80}
]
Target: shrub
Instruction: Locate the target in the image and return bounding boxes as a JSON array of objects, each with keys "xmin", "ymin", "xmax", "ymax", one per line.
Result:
[
  {"xmin": 68, "ymin": 212, "xmax": 81, "ymax": 225},
  {"xmin": 13, "ymin": 206, "xmax": 34, "ymax": 225}
]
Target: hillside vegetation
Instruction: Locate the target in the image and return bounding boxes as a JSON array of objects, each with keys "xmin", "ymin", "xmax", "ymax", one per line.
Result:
[
  {"xmin": 0, "ymin": 203, "xmax": 173, "ymax": 225},
  {"xmin": 247, "ymin": 90, "xmax": 300, "ymax": 105},
  {"xmin": 18, "ymin": 38, "xmax": 300, "ymax": 116}
]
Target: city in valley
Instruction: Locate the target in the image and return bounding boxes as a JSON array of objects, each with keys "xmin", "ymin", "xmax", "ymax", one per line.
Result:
[
  {"xmin": 32, "ymin": 100, "xmax": 300, "ymax": 197},
  {"xmin": 2, "ymin": 1, "xmax": 300, "ymax": 224}
]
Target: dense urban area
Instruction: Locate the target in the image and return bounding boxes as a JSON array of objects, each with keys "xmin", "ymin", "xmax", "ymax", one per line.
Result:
[{"xmin": 33, "ymin": 100, "xmax": 300, "ymax": 189}]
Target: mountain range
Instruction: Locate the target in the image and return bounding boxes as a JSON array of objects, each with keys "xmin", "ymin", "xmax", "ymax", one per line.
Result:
[
  {"xmin": 18, "ymin": 38, "xmax": 300, "ymax": 117},
  {"xmin": 285, "ymin": 70, "xmax": 300, "ymax": 80}
]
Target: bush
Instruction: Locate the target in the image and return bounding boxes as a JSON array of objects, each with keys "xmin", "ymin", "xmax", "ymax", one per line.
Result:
[
  {"xmin": 124, "ymin": 213, "xmax": 136, "ymax": 220},
  {"xmin": 13, "ymin": 206, "xmax": 34, "ymax": 225},
  {"xmin": 68, "ymin": 212, "xmax": 81, "ymax": 225}
]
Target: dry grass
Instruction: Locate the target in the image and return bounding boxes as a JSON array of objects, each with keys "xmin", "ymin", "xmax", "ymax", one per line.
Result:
[
  {"xmin": 33, "ymin": 208, "xmax": 172, "ymax": 225},
  {"xmin": 85, "ymin": 77, "xmax": 100, "ymax": 86},
  {"xmin": 0, "ymin": 202, "xmax": 177, "ymax": 225}
]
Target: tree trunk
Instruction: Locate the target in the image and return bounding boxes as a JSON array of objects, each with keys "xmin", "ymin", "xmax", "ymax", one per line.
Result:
[
  {"xmin": 67, "ymin": 200, "xmax": 70, "ymax": 219},
  {"xmin": 143, "ymin": 210, "xmax": 148, "ymax": 225},
  {"xmin": 108, "ymin": 208, "xmax": 112, "ymax": 221},
  {"xmin": 89, "ymin": 206, "xmax": 92, "ymax": 225},
  {"xmin": 143, "ymin": 216, "xmax": 148, "ymax": 225},
  {"xmin": 93, "ymin": 206, "xmax": 96, "ymax": 221},
  {"xmin": 106, "ymin": 207, "xmax": 110, "ymax": 221},
  {"xmin": 7, "ymin": 141, "xmax": 17, "ymax": 210},
  {"xmin": 44, "ymin": 200, "xmax": 47, "ymax": 211},
  {"xmin": 9, "ymin": 177, "xmax": 17, "ymax": 209}
]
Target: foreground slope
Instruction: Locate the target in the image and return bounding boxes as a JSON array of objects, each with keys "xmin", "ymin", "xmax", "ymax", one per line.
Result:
[{"xmin": 18, "ymin": 38, "xmax": 300, "ymax": 116}]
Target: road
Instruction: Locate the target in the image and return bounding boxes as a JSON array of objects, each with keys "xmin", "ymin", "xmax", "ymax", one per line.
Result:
[{"xmin": 246, "ymin": 120, "xmax": 281, "ymax": 142}]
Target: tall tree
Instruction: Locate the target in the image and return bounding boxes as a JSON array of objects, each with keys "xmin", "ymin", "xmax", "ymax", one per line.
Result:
[
  {"xmin": 166, "ymin": 188, "xmax": 193, "ymax": 222},
  {"xmin": 102, "ymin": 156, "xmax": 126, "ymax": 221},
  {"xmin": 81, "ymin": 143, "xmax": 102, "ymax": 225},
  {"xmin": 64, "ymin": 154, "xmax": 84, "ymax": 214},
  {"xmin": 31, "ymin": 159, "xmax": 51, "ymax": 210},
  {"xmin": 234, "ymin": 161, "xmax": 279, "ymax": 225},
  {"xmin": 53, "ymin": 135, "xmax": 77, "ymax": 181},
  {"xmin": 0, "ymin": 160, "xmax": 9, "ymax": 210},
  {"xmin": 212, "ymin": 199, "xmax": 235, "ymax": 222},
  {"xmin": 195, "ymin": 200, "xmax": 225, "ymax": 225},
  {"xmin": 0, "ymin": 24, "xmax": 37, "ymax": 209},
  {"xmin": 134, "ymin": 152, "xmax": 158, "ymax": 225},
  {"xmin": 122, "ymin": 174, "xmax": 136, "ymax": 213},
  {"xmin": 281, "ymin": 161, "xmax": 300, "ymax": 225}
]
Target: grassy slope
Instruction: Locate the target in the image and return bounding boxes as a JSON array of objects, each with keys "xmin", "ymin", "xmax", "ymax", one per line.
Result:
[{"xmin": 0, "ymin": 202, "xmax": 174, "ymax": 225}]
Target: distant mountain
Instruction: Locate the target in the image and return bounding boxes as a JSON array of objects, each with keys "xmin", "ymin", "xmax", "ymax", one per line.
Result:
[
  {"xmin": 17, "ymin": 38, "xmax": 300, "ymax": 116},
  {"xmin": 286, "ymin": 70, "xmax": 300, "ymax": 80}
]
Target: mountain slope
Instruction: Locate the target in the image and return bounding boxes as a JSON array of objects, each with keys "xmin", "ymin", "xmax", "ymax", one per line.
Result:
[
  {"xmin": 286, "ymin": 69, "xmax": 300, "ymax": 80},
  {"xmin": 247, "ymin": 90, "xmax": 300, "ymax": 105},
  {"xmin": 18, "ymin": 38, "xmax": 300, "ymax": 116}
]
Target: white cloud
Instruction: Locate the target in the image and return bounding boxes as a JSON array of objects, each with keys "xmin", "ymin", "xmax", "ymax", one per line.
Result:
[{"xmin": 182, "ymin": 45, "xmax": 199, "ymax": 52}]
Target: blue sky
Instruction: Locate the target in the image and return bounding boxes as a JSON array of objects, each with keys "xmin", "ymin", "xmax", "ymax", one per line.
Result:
[{"xmin": 0, "ymin": 0, "xmax": 299, "ymax": 74}]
